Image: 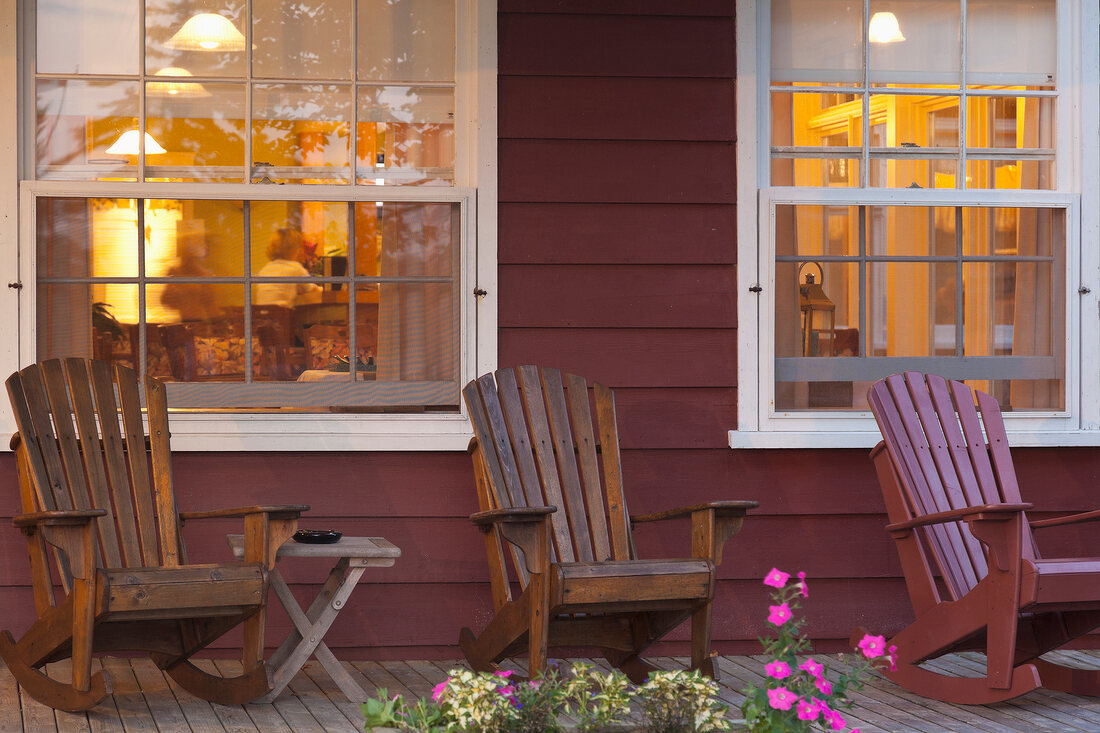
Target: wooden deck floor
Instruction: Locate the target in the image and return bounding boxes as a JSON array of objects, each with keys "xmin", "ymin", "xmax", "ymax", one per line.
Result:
[{"xmin": 5, "ymin": 652, "xmax": 1100, "ymax": 731}]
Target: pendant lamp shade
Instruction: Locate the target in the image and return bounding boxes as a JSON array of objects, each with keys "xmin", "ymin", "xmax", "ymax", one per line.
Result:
[
  {"xmin": 166, "ymin": 13, "xmax": 246, "ymax": 52},
  {"xmin": 107, "ymin": 130, "xmax": 167, "ymax": 156}
]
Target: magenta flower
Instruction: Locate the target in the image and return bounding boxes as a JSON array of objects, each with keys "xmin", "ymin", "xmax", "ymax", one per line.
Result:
[
  {"xmin": 824, "ymin": 708, "xmax": 846, "ymax": 731},
  {"xmin": 766, "ymin": 686, "xmax": 797, "ymax": 711},
  {"xmin": 797, "ymin": 571, "xmax": 809, "ymax": 598},
  {"xmin": 888, "ymin": 644, "xmax": 899, "ymax": 671},
  {"xmin": 764, "ymin": 567, "xmax": 791, "ymax": 588},
  {"xmin": 494, "ymin": 669, "xmax": 514, "ymax": 678},
  {"xmin": 814, "ymin": 676, "xmax": 833, "ymax": 695},
  {"xmin": 799, "ymin": 658, "xmax": 824, "ymax": 678},
  {"xmin": 767, "ymin": 603, "xmax": 793, "ymax": 626},
  {"xmin": 431, "ymin": 680, "xmax": 449, "ymax": 701},
  {"xmin": 764, "ymin": 660, "xmax": 792, "ymax": 679},
  {"xmin": 796, "ymin": 698, "xmax": 820, "ymax": 721},
  {"xmin": 858, "ymin": 633, "xmax": 887, "ymax": 659}
]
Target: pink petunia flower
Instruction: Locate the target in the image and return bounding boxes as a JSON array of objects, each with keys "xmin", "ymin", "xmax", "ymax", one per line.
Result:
[
  {"xmin": 768, "ymin": 603, "xmax": 793, "ymax": 625},
  {"xmin": 766, "ymin": 686, "xmax": 798, "ymax": 711},
  {"xmin": 815, "ymin": 676, "xmax": 833, "ymax": 696},
  {"xmin": 799, "ymin": 658, "xmax": 825, "ymax": 678},
  {"xmin": 764, "ymin": 568, "xmax": 791, "ymax": 588},
  {"xmin": 796, "ymin": 698, "xmax": 820, "ymax": 721},
  {"xmin": 888, "ymin": 644, "xmax": 899, "ymax": 672},
  {"xmin": 431, "ymin": 680, "xmax": 449, "ymax": 702},
  {"xmin": 797, "ymin": 571, "xmax": 809, "ymax": 598},
  {"xmin": 764, "ymin": 660, "xmax": 792, "ymax": 679},
  {"xmin": 494, "ymin": 669, "xmax": 514, "ymax": 678},
  {"xmin": 825, "ymin": 708, "xmax": 846, "ymax": 731},
  {"xmin": 858, "ymin": 633, "xmax": 887, "ymax": 659}
]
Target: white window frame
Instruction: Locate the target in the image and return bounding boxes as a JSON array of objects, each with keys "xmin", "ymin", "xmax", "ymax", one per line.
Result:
[
  {"xmin": 732, "ymin": 0, "xmax": 1100, "ymax": 448},
  {"xmin": 0, "ymin": 0, "xmax": 497, "ymax": 451}
]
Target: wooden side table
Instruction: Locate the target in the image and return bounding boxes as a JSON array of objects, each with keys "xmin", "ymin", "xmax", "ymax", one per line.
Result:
[{"xmin": 227, "ymin": 534, "xmax": 401, "ymax": 702}]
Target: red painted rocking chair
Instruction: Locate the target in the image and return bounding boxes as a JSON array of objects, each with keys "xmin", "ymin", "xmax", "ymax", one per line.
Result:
[{"xmin": 864, "ymin": 372, "xmax": 1100, "ymax": 703}]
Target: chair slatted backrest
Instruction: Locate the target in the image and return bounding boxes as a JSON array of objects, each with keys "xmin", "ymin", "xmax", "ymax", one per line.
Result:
[
  {"xmin": 7, "ymin": 358, "xmax": 184, "ymax": 585},
  {"xmin": 464, "ymin": 367, "xmax": 633, "ymax": 584},
  {"xmin": 868, "ymin": 372, "xmax": 1036, "ymax": 601}
]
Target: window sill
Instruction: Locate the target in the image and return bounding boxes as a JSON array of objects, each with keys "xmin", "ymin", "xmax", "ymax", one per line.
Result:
[
  {"xmin": 152, "ymin": 412, "xmax": 473, "ymax": 452},
  {"xmin": 728, "ymin": 429, "xmax": 1100, "ymax": 450}
]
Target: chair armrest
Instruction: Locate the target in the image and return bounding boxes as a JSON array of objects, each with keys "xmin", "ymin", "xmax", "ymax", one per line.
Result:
[
  {"xmin": 469, "ymin": 506, "xmax": 557, "ymax": 528},
  {"xmin": 179, "ymin": 504, "xmax": 310, "ymax": 522},
  {"xmin": 469, "ymin": 506, "xmax": 555, "ymax": 575},
  {"xmin": 631, "ymin": 500, "xmax": 758, "ymax": 524},
  {"xmin": 886, "ymin": 503, "xmax": 1032, "ymax": 534},
  {"xmin": 13, "ymin": 509, "xmax": 106, "ymax": 528},
  {"xmin": 181, "ymin": 505, "xmax": 307, "ymax": 570},
  {"xmin": 632, "ymin": 501, "xmax": 757, "ymax": 566},
  {"xmin": 1030, "ymin": 509, "xmax": 1100, "ymax": 530}
]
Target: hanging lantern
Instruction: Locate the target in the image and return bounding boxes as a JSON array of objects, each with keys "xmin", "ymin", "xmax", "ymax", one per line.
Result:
[{"xmin": 799, "ymin": 262, "xmax": 835, "ymax": 357}]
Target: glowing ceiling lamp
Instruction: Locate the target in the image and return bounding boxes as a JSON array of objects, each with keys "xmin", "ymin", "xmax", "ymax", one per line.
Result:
[
  {"xmin": 869, "ymin": 11, "xmax": 906, "ymax": 43},
  {"xmin": 106, "ymin": 130, "xmax": 167, "ymax": 156},
  {"xmin": 166, "ymin": 13, "xmax": 246, "ymax": 51},
  {"xmin": 147, "ymin": 67, "xmax": 212, "ymax": 97}
]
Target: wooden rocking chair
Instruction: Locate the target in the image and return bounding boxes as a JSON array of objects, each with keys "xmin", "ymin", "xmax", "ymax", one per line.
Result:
[
  {"xmin": 863, "ymin": 371, "xmax": 1100, "ymax": 703},
  {"xmin": 461, "ymin": 366, "xmax": 757, "ymax": 681},
  {"xmin": 0, "ymin": 358, "xmax": 308, "ymax": 711}
]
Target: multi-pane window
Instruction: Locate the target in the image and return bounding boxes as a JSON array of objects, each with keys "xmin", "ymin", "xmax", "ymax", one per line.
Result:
[
  {"xmin": 27, "ymin": 0, "xmax": 478, "ymax": 413},
  {"xmin": 764, "ymin": 0, "xmax": 1069, "ymax": 416}
]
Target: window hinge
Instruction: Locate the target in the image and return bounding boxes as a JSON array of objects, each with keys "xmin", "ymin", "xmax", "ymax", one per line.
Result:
[
  {"xmin": 749, "ymin": 284, "xmax": 763, "ymax": 293},
  {"xmin": 7, "ymin": 282, "xmax": 22, "ymax": 290},
  {"xmin": 473, "ymin": 287, "xmax": 487, "ymax": 298}
]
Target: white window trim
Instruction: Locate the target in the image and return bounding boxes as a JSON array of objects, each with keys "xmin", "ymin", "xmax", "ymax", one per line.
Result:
[
  {"xmin": 0, "ymin": 0, "xmax": 498, "ymax": 452},
  {"xmin": 732, "ymin": 0, "xmax": 1100, "ymax": 449}
]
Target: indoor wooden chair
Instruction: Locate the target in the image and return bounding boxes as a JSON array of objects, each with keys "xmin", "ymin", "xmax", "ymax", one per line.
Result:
[
  {"xmin": 863, "ymin": 371, "xmax": 1100, "ymax": 703},
  {"xmin": 461, "ymin": 365, "xmax": 757, "ymax": 681},
  {"xmin": 0, "ymin": 358, "xmax": 308, "ymax": 711}
]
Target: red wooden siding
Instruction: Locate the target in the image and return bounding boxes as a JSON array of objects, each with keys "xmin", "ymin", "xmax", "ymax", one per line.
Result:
[{"xmin": 4, "ymin": 3, "xmax": 1100, "ymax": 664}]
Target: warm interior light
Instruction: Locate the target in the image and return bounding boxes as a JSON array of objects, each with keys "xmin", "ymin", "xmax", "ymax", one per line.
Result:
[
  {"xmin": 147, "ymin": 67, "xmax": 211, "ymax": 98},
  {"xmin": 869, "ymin": 11, "xmax": 906, "ymax": 43},
  {"xmin": 166, "ymin": 13, "xmax": 246, "ymax": 52},
  {"xmin": 106, "ymin": 130, "xmax": 167, "ymax": 156}
]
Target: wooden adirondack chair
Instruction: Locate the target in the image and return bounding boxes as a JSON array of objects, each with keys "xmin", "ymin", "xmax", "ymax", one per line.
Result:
[
  {"xmin": 863, "ymin": 371, "xmax": 1100, "ymax": 703},
  {"xmin": 0, "ymin": 358, "xmax": 308, "ymax": 711},
  {"xmin": 461, "ymin": 366, "xmax": 757, "ymax": 681}
]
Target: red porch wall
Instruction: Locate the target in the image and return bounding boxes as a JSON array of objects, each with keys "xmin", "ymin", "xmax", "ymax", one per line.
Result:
[{"xmin": 4, "ymin": 1, "xmax": 1100, "ymax": 663}]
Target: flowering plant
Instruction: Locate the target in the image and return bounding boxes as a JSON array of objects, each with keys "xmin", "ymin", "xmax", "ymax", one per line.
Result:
[
  {"xmin": 430, "ymin": 667, "xmax": 566, "ymax": 732},
  {"xmin": 562, "ymin": 661, "xmax": 633, "ymax": 731},
  {"xmin": 740, "ymin": 568, "xmax": 897, "ymax": 733},
  {"xmin": 363, "ymin": 661, "xmax": 734, "ymax": 731},
  {"xmin": 637, "ymin": 669, "xmax": 732, "ymax": 733}
]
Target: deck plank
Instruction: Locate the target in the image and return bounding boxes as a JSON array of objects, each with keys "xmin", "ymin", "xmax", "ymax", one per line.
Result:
[
  {"xmin": 284, "ymin": 662, "xmax": 360, "ymax": 733},
  {"xmin": 45, "ymin": 662, "xmax": 91, "ymax": 733},
  {"xmin": 0, "ymin": 659, "xmax": 26, "ymax": 732},
  {"xmin": 99, "ymin": 658, "xmax": 158, "ymax": 731},
  {"xmin": 125, "ymin": 659, "xmax": 191, "ymax": 733},
  {"xmin": 300, "ymin": 661, "xmax": 367, "ymax": 728},
  {"xmin": 193, "ymin": 660, "xmax": 258, "ymax": 733}
]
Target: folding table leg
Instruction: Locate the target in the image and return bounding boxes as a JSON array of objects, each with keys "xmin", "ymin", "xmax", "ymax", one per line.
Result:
[{"xmin": 260, "ymin": 559, "xmax": 370, "ymax": 702}]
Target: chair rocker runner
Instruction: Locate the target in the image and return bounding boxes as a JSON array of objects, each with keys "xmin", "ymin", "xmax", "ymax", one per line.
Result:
[
  {"xmin": 461, "ymin": 366, "xmax": 757, "ymax": 682},
  {"xmin": 0, "ymin": 358, "xmax": 308, "ymax": 711},
  {"xmin": 863, "ymin": 371, "xmax": 1100, "ymax": 704}
]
